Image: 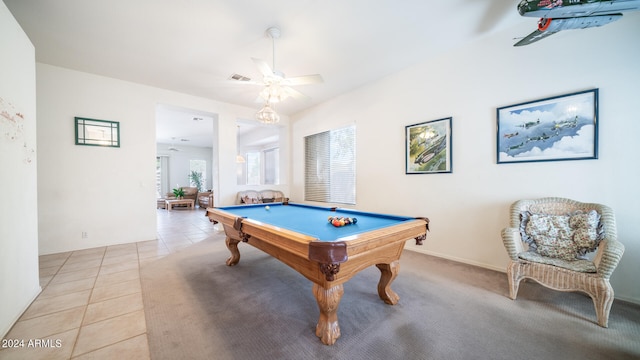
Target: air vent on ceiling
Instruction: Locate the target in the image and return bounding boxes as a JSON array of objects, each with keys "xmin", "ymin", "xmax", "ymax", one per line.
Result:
[{"xmin": 229, "ymin": 73, "xmax": 252, "ymax": 82}]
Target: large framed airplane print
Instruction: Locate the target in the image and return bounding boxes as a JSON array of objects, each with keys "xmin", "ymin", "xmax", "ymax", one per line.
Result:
[{"xmin": 496, "ymin": 89, "xmax": 598, "ymax": 164}]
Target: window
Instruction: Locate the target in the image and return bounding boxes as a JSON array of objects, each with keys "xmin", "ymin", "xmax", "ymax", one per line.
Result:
[
  {"xmin": 238, "ymin": 147, "xmax": 279, "ymax": 185},
  {"xmin": 264, "ymin": 148, "xmax": 279, "ymax": 185},
  {"xmin": 156, "ymin": 156, "xmax": 169, "ymax": 198},
  {"xmin": 236, "ymin": 121, "xmax": 281, "ymax": 185},
  {"xmin": 304, "ymin": 125, "xmax": 356, "ymax": 204},
  {"xmin": 189, "ymin": 160, "xmax": 207, "ymax": 191},
  {"xmin": 246, "ymin": 152, "xmax": 261, "ymax": 185}
]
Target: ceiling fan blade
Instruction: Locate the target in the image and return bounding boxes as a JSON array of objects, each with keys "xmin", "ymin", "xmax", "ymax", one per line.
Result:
[
  {"xmin": 251, "ymin": 58, "xmax": 273, "ymax": 77},
  {"xmin": 282, "ymin": 86, "xmax": 309, "ymax": 100},
  {"xmin": 282, "ymin": 74, "xmax": 324, "ymax": 86},
  {"xmin": 220, "ymin": 79, "xmax": 263, "ymax": 86},
  {"xmin": 256, "ymin": 85, "xmax": 300, "ymax": 103}
]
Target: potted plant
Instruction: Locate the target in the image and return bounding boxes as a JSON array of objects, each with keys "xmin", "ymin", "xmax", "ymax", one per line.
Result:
[
  {"xmin": 189, "ymin": 171, "xmax": 203, "ymax": 192},
  {"xmin": 172, "ymin": 187, "xmax": 185, "ymax": 199}
]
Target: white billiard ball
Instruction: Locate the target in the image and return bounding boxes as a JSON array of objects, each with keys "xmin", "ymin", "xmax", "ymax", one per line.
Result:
[{"xmin": 265, "ymin": 205, "xmax": 270, "ymax": 210}]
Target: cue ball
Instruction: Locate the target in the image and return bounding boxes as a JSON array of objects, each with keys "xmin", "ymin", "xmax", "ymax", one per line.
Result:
[{"xmin": 265, "ymin": 206, "xmax": 270, "ymax": 210}]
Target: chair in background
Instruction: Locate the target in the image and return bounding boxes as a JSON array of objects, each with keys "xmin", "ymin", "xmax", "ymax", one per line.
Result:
[
  {"xmin": 501, "ymin": 197, "xmax": 625, "ymax": 327},
  {"xmin": 198, "ymin": 191, "xmax": 214, "ymax": 209}
]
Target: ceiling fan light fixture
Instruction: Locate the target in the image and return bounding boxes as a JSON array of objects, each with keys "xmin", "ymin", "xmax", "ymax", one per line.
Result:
[
  {"xmin": 259, "ymin": 85, "xmax": 287, "ymax": 103},
  {"xmin": 255, "ymin": 102, "xmax": 280, "ymax": 124},
  {"xmin": 239, "ymin": 26, "xmax": 323, "ymax": 118}
]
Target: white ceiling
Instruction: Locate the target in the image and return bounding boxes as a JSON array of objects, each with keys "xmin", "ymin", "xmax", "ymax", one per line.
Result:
[
  {"xmin": 4, "ymin": 0, "xmax": 528, "ymax": 146},
  {"xmin": 155, "ymin": 104, "xmax": 218, "ymax": 147}
]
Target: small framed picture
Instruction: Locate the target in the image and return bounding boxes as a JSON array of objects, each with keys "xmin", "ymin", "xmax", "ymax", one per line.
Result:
[
  {"xmin": 497, "ymin": 89, "xmax": 598, "ymax": 164},
  {"xmin": 405, "ymin": 117, "xmax": 452, "ymax": 174},
  {"xmin": 75, "ymin": 117, "xmax": 120, "ymax": 147}
]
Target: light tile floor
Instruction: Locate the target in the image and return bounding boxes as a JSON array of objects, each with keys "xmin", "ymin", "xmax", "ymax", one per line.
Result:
[{"xmin": 0, "ymin": 207, "xmax": 217, "ymax": 360}]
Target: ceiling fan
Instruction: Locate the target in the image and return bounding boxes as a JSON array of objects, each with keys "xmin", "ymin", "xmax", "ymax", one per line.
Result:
[
  {"xmin": 233, "ymin": 27, "xmax": 324, "ymax": 104},
  {"xmin": 168, "ymin": 137, "xmax": 188, "ymax": 151}
]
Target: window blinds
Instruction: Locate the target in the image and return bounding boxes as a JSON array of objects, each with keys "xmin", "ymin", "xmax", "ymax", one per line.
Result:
[{"xmin": 304, "ymin": 125, "xmax": 356, "ymax": 204}]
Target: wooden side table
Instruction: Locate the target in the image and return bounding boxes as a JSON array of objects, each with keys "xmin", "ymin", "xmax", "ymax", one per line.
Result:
[{"xmin": 165, "ymin": 199, "xmax": 195, "ymax": 211}]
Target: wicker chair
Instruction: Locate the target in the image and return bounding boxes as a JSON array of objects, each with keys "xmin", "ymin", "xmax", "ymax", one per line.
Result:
[{"xmin": 501, "ymin": 197, "xmax": 625, "ymax": 327}]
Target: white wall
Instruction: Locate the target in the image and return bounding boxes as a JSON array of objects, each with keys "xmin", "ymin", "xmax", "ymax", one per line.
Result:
[
  {"xmin": 36, "ymin": 63, "xmax": 287, "ymax": 254},
  {"xmin": 0, "ymin": 1, "xmax": 40, "ymax": 337},
  {"xmin": 291, "ymin": 16, "xmax": 640, "ymax": 303}
]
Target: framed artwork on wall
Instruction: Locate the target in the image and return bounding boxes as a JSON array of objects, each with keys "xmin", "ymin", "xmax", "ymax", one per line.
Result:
[
  {"xmin": 496, "ymin": 89, "xmax": 598, "ymax": 164},
  {"xmin": 75, "ymin": 117, "xmax": 120, "ymax": 147},
  {"xmin": 405, "ymin": 117, "xmax": 452, "ymax": 174}
]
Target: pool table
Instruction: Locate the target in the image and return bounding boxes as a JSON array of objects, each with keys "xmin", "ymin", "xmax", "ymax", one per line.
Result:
[{"xmin": 206, "ymin": 202, "xmax": 429, "ymax": 345}]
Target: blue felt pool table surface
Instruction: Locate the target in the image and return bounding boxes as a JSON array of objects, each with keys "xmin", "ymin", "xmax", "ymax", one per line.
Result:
[{"xmin": 216, "ymin": 203, "xmax": 415, "ymax": 242}]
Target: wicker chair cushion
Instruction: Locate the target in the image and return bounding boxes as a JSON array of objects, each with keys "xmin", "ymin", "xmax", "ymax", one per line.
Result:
[
  {"xmin": 525, "ymin": 213, "xmax": 575, "ymax": 260},
  {"xmin": 570, "ymin": 210, "xmax": 603, "ymax": 255},
  {"xmin": 520, "ymin": 210, "xmax": 603, "ymax": 261},
  {"xmin": 518, "ymin": 251, "xmax": 597, "ymax": 273}
]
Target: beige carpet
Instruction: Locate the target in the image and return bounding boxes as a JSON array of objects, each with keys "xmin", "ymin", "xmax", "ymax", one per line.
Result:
[{"xmin": 140, "ymin": 234, "xmax": 640, "ymax": 360}]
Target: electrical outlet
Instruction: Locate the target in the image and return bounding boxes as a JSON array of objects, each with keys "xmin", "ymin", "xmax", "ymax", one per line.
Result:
[{"xmin": 82, "ymin": 231, "xmax": 88, "ymax": 239}]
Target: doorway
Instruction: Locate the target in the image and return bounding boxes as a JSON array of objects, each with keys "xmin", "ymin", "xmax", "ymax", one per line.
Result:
[{"xmin": 155, "ymin": 104, "xmax": 219, "ymax": 202}]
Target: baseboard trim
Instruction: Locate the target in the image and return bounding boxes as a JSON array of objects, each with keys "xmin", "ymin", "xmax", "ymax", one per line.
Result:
[
  {"xmin": 405, "ymin": 247, "xmax": 506, "ymax": 273},
  {"xmin": 1, "ymin": 285, "xmax": 42, "ymax": 339},
  {"xmin": 405, "ymin": 247, "xmax": 640, "ymax": 306}
]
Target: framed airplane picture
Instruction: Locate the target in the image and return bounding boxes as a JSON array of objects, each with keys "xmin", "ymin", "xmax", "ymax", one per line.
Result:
[
  {"xmin": 405, "ymin": 117, "xmax": 452, "ymax": 174},
  {"xmin": 496, "ymin": 89, "xmax": 598, "ymax": 164}
]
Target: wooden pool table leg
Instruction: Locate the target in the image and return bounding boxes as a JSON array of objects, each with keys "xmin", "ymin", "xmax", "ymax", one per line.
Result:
[
  {"xmin": 225, "ymin": 237, "xmax": 241, "ymax": 266},
  {"xmin": 376, "ymin": 261, "xmax": 400, "ymax": 305},
  {"xmin": 312, "ymin": 283, "xmax": 344, "ymax": 345}
]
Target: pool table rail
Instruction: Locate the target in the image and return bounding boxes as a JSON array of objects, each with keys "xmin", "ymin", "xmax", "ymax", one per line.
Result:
[{"xmin": 210, "ymin": 208, "xmax": 428, "ymax": 284}]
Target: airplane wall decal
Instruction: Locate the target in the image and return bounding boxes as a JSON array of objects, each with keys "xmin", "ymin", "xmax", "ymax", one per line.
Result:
[{"xmin": 514, "ymin": 0, "xmax": 640, "ymax": 46}]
